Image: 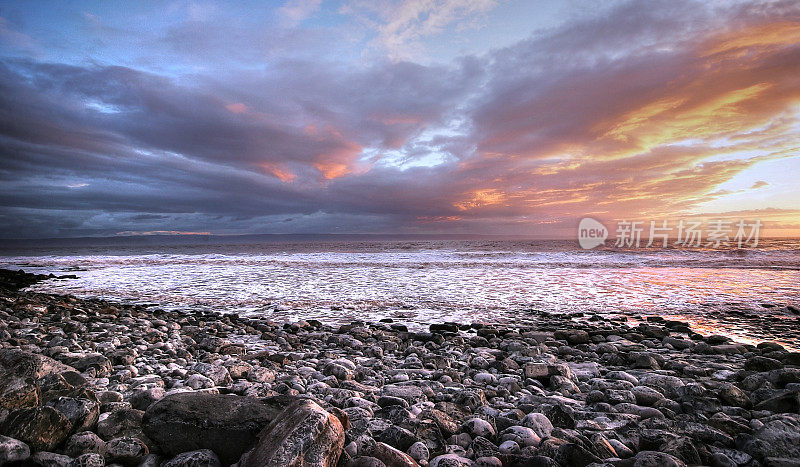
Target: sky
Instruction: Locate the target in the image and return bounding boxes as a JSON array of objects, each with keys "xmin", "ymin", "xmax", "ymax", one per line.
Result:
[{"xmin": 0, "ymin": 0, "xmax": 799, "ymax": 239}]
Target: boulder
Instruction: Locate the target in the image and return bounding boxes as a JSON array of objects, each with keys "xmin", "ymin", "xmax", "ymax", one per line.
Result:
[
  {"xmin": 753, "ymin": 391, "xmax": 800, "ymax": 414},
  {"xmin": 142, "ymin": 393, "xmax": 296, "ymax": 465},
  {"xmin": 0, "ymin": 406, "xmax": 72, "ymax": 451},
  {"xmin": 241, "ymin": 399, "xmax": 344, "ymax": 467},
  {"xmin": 742, "ymin": 413, "xmax": 800, "ymax": 461},
  {"xmin": 0, "ymin": 350, "xmax": 76, "ymax": 410}
]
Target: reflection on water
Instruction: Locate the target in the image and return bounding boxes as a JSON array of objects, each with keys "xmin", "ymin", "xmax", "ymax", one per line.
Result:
[{"xmin": 1, "ymin": 239, "xmax": 798, "ymax": 349}]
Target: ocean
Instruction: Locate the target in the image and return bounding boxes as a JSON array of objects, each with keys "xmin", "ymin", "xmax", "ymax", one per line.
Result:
[{"xmin": 2, "ymin": 236, "xmax": 799, "ymax": 349}]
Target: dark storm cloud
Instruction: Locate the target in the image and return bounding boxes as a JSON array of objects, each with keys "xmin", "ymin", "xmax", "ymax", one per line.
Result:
[{"xmin": 0, "ymin": 0, "xmax": 799, "ymax": 237}]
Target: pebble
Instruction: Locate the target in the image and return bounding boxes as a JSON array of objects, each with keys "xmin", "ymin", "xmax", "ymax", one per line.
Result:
[{"xmin": 1, "ymin": 268, "xmax": 799, "ymax": 467}]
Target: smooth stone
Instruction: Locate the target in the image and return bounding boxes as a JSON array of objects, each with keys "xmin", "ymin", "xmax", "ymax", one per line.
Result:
[
  {"xmin": 105, "ymin": 437, "xmax": 148, "ymax": 466},
  {"xmin": 162, "ymin": 449, "xmax": 221, "ymax": 467},
  {"xmin": 0, "ymin": 435, "xmax": 30, "ymax": 464},
  {"xmin": 33, "ymin": 451, "xmax": 74, "ymax": 467},
  {"xmin": 65, "ymin": 431, "xmax": 107, "ymax": 457}
]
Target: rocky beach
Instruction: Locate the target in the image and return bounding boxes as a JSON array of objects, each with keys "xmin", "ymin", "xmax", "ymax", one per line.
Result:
[{"xmin": 1, "ymin": 268, "xmax": 799, "ymax": 467}]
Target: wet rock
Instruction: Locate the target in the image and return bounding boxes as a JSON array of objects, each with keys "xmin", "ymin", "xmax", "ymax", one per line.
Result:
[
  {"xmin": 0, "ymin": 435, "xmax": 30, "ymax": 464},
  {"xmin": 628, "ymin": 450, "xmax": 687, "ymax": 467},
  {"xmin": 429, "ymin": 453, "xmax": 472, "ymax": 467},
  {"xmin": 753, "ymin": 391, "xmax": 800, "ymax": 414},
  {"xmin": 128, "ymin": 388, "xmax": 165, "ymax": 411},
  {"xmin": 744, "ymin": 356, "xmax": 783, "ymax": 372},
  {"xmin": 348, "ymin": 457, "xmax": 386, "ymax": 467},
  {"xmin": 499, "ymin": 426, "xmax": 540, "ymax": 447},
  {"xmin": 381, "ymin": 386, "xmax": 427, "ymax": 405},
  {"xmin": 65, "ymin": 431, "xmax": 107, "ymax": 457},
  {"xmin": 553, "ymin": 443, "xmax": 600, "ymax": 467},
  {"xmin": 741, "ymin": 413, "xmax": 800, "ymax": 461},
  {"xmin": 96, "ymin": 409, "xmax": 144, "ymax": 441},
  {"xmin": 241, "ymin": 399, "xmax": 344, "ymax": 467},
  {"xmin": 70, "ymin": 452, "xmax": 105, "ymax": 467},
  {"xmin": 105, "ymin": 437, "xmax": 148, "ymax": 466},
  {"xmin": 71, "ymin": 355, "xmax": 112, "ymax": 378},
  {"xmin": 33, "ymin": 451, "xmax": 73, "ymax": 467},
  {"xmin": 364, "ymin": 441, "xmax": 419, "ymax": 467},
  {"xmin": 0, "ymin": 349, "xmax": 75, "ymax": 410},
  {"xmin": 554, "ymin": 330, "xmax": 590, "ymax": 345},
  {"xmin": 408, "ymin": 441, "xmax": 429, "ymax": 463},
  {"xmin": 142, "ymin": 392, "xmax": 293, "ymax": 465},
  {"xmin": 718, "ymin": 383, "xmax": 751, "ymax": 408},
  {"xmin": 520, "ymin": 413, "xmax": 553, "ymax": 439},
  {"xmin": 463, "ymin": 418, "xmax": 495, "ymax": 439},
  {"xmin": 1, "ymin": 406, "xmax": 72, "ymax": 451},
  {"xmin": 378, "ymin": 425, "xmax": 417, "ymax": 451},
  {"xmin": 162, "ymin": 449, "xmax": 221, "ymax": 467},
  {"xmin": 47, "ymin": 397, "xmax": 99, "ymax": 433},
  {"xmin": 632, "ymin": 385, "xmax": 665, "ymax": 407}
]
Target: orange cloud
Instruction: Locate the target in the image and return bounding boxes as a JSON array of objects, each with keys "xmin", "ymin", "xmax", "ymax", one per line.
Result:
[
  {"xmin": 225, "ymin": 102, "xmax": 249, "ymax": 114},
  {"xmin": 258, "ymin": 162, "xmax": 296, "ymax": 182},
  {"xmin": 305, "ymin": 125, "xmax": 364, "ymax": 179},
  {"xmin": 704, "ymin": 21, "xmax": 800, "ymax": 57}
]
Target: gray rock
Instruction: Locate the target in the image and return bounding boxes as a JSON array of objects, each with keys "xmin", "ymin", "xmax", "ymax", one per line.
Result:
[
  {"xmin": 629, "ymin": 450, "xmax": 686, "ymax": 467},
  {"xmin": 520, "ymin": 413, "xmax": 553, "ymax": 439},
  {"xmin": 32, "ymin": 451, "xmax": 73, "ymax": 467},
  {"xmin": 718, "ymin": 383, "xmax": 751, "ymax": 408},
  {"xmin": 0, "ymin": 435, "xmax": 30, "ymax": 464},
  {"xmin": 65, "ymin": 431, "xmax": 107, "ymax": 457},
  {"xmin": 71, "ymin": 355, "xmax": 112, "ymax": 378},
  {"xmin": 241, "ymin": 399, "xmax": 344, "ymax": 467},
  {"xmin": 142, "ymin": 392, "xmax": 294, "ymax": 465},
  {"xmin": 754, "ymin": 391, "xmax": 800, "ymax": 414},
  {"xmin": 70, "ymin": 453, "xmax": 105, "ymax": 467},
  {"xmin": 47, "ymin": 397, "xmax": 99, "ymax": 433},
  {"xmin": 632, "ymin": 385, "xmax": 665, "ymax": 406},
  {"xmin": 128, "ymin": 388, "xmax": 165, "ymax": 411},
  {"xmin": 742, "ymin": 413, "xmax": 800, "ymax": 461},
  {"xmin": 105, "ymin": 437, "xmax": 148, "ymax": 466},
  {"xmin": 96, "ymin": 409, "xmax": 144, "ymax": 441},
  {"xmin": 554, "ymin": 443, "xmax": 600, "ymax": 467},
  {"xmin": 162, "ymin": 449, "xmax": 221, "ymax": 467},
  {"xmin": 462, "ymin": 418, "xmax": 495, "ymax": 439},
  {"xmin": 429, "ymin": 453, "xmax": 472, "ymax": 467},
  {"xmin": 499, "ymin": 426, "xmax": 540, "ymax": 447},
  {"xmin": 408, "ymin": 441, "xmax": 429, "ymax": 462}
]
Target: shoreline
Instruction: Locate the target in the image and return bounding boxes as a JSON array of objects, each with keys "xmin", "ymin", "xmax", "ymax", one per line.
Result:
[{"xmin": 1, "ymin": 269, "xmax": 799, "ymax": 466}]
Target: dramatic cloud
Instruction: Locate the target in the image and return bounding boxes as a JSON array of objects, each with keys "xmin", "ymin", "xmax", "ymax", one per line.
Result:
[{"xmin": 0, "ymin": 0, "xmax": 798, "ymax": 238}]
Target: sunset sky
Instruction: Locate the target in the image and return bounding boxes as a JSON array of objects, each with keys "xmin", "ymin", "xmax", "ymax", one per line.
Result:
[{"xmin": 1, "ymin": 0, "xmax": 799, "ymax": 238}]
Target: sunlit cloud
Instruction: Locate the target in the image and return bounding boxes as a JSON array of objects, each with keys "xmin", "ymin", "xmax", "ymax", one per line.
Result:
[{"xmin": 0, "ymin": 0, "xmax": 798, "ymax": 238}]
